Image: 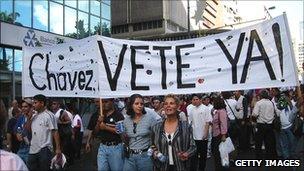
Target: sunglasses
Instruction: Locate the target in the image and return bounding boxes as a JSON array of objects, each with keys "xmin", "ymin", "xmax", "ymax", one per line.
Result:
[
  {"xmin": 168, "ymin": 134, "xmax": 172, "ymax": 146},
  {"xmin": 133, "ymin": 122, "xmax": 137, "ymax": 134}
]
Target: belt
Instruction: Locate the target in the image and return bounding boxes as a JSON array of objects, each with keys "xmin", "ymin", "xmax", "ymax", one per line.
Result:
[
  {"xmin": 130, "ymin": 148, "xmax": 148, "ymax": 154},
  {"xmin": 101, "ymin": 141, "xmax": 121, "ymax": 146}
]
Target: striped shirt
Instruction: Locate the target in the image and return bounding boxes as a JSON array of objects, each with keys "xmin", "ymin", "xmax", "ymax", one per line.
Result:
[{"xmin": 151, "ymin": 120, "xmax": 196, "ymax": 171}]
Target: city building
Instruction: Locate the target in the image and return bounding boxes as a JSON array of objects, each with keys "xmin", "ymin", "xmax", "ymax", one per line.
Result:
[
  {"xmin": 219, "ymin": 0, "xmax": 242, "ymax": 29},
  {"xmin": 0, "ymin": 0, "xmax": 111, "ymax": 106},
  {"xmin": 111, "ymin": 0, "xmax": 223, "ymax": 39}
]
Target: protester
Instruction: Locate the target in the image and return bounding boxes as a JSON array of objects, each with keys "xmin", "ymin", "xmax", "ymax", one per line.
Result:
[
  {"xmin": 95, "ymin": 98, "xmax": 124, "ymax": 171},
  {"xmin": 0, "ymin": 101, "xmax": 28, "ymax": 171},
  {"xmin": 188, "ymin": 94, "xmax": 212, "ymax": 171},
  {"xmin": 15, "ymin": 98, "xmax": 34, "ymax": 164},
  {"xmin": 234, "ymin": 90, "xmax": 249, "ymax": 151},
  {"xmin": 151, "ymin": 94, "xmax": 196, "ymax": 171},
  {"xmin": 51, "ymin": 98, "xmax": 74, "ymax": 165},
  {"xmin": 202, "ymin": 94, "xmax": 214, "ymax": 158},
  {"xmin": 27, "ymin": 94, "xmax": 61, "ymax": 171},
  {"xmin": 85, "ymin": 98, "xmax": 103, "ymax": 168},
  {"xmin": 8, "ymin": 99, "xmax": 20, "ymax": 120},
  {"xmin": 151, "ymin": 96, "xmax": 165, "ymax": 118},
  {"xmin": 211, "ymin": 96, "xmax": 228, "ymax": 171},
  {"xmin": 122, "ymin": 94, "xmax": 158, "ymax": 171},
  {"xmin": 6, "ymin": 107, "xmax": 21, "ymax": 153},
  {"xmin": 66, "ymin": 103, "xmax": 84, "ymax": 160},
  {"xmin": 251, "ymin": 90, "xmax": 280, "ymax": 159}
]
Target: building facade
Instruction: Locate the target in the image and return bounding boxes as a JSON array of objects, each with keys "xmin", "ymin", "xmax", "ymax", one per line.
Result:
[
  {"xmin": 111, "ymin": 0, "xmax": 223, "ymax": 39},
  {"xmin": 0, "ymin": 0, "xmax": 111, "ymax": 107}
]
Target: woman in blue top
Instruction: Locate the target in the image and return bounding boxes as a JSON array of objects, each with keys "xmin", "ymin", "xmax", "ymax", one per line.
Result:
[
  {"xmin": 15, "ymin": 98, "xmax": 34, "ymax": 165},
  {"xmin": 123, "ymin": 94, "xmax": 158, "ymax": 171}
]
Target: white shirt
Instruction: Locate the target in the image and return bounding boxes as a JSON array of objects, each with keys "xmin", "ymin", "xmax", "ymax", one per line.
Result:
[
  {"xmin": 54, "ymin": 109, "xmax": 73, "ymax": 123},
  {"xmin": 165, "ymin": 132, "xmax": 174, "ymax": 165},
  {"xmin": 188, "ymin": 104, "xmax": 212, "ymax": 140},
  {"xmin": 186, "ymin": 104, "xmax": 195, "ymax": 120},
  {"xmin": 224, "ymin": 99, "xmax": 238, "ymax": 120},
  {"xmin": 0, "ymin": 150, "xmax": 28, "ymax": 171},
  {"xmin": 72, "ymin": 114, "xmax": 84, "ymax": 132},
  {"xmin": 252, "ymin": 99, "xmax": 280, "ymax": 124},
  {"xmin": 30, "ymin": 109, "xmax": 57, "ymax": 154},
  {"xmin": 235, "ymin": 95, "xmax": 245, "ymax": 119}
]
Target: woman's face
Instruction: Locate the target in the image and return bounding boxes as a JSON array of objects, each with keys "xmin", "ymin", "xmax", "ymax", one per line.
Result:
[
  {"xmin": 164, "ymin": 97, "xmax": 179, "ymax": 116},
  {"xmin": 132, "ymin": 97, "xmax": 144, "ymax": 115}
]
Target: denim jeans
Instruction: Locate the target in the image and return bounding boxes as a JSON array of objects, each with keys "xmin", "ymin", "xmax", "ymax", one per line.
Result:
[
  {"xmin": 97, "ymin": 143, "xmax": 124, "ymax": 171},
  {"xmin": 17, "ymin": 146, "xmax": 30, "ymax": 164},
  {"xmin": 279, "ymin": 127, "xmax": 296, "ymax": 159},
  {"xmin": 123, "ymin": 152, "xmax": 153, "ymax": 171}
]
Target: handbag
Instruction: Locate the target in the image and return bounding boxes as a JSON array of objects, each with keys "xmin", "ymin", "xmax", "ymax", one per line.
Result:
[{"xmin": 271, "ymin": 102, "xmax": 281, "ymax": 132}]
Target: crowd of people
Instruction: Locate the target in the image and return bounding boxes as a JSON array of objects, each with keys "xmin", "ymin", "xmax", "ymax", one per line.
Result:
[{"xmin": 0, "ymin": 86, "xmax": 304, "ymax": 171}]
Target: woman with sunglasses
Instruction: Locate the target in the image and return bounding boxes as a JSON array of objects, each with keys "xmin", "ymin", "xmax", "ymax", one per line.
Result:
[
  {"xmin": 151, "ymin": 94, "xmax": 196, "ymax": 171},
  {"xmin": 123, "ymin": 94, "xmax": 158, "ymax": 171}
]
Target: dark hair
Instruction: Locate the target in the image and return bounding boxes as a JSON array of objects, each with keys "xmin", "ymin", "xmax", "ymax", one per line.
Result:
[
  {"xmin": 33, "ymin": 94, "xmax": 47, "ymax": 106},
  {"xmin": 260, "ymin": 90, "xmax": 270, "ymax": 99},
  {"xmin": 66, "ymin": 103, "xmax": 79, "ymax": 114},
  {"xmin": 152, "ymin": 96, "xmax": 162, "ymax": 102},
  {"xmin": 126, "ymin": 94, "xmax": 146, "ymax": 118},
  {"xmin": 221, "ymin": 91, "xmax": 232, "ymax": 99},
  {"xmin": 191, "ymin": 94, "xmax": 201, "ymax": 100},
  {"xmin": 213, "ymin": 96, "xmax": 226, "ymax": 110}
]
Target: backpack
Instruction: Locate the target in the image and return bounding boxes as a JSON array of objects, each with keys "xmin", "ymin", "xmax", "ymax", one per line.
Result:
[{"xmin": 58, "ymin": 110, "xmax": 72, "ymax": 137}]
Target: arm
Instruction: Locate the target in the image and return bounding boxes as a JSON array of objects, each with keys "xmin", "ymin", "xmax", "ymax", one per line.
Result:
[
  {"xmin": 219, "ymin": 110, "xmax": 228, "ymax": 141},
  {"xmin": 52, "ymin": 130, "xmax": 61, "ymax": 154},
  {"xmin": 182, "ymin": 125, "xmax": 197, "ymax": 160},
  {"xmin": 98, "ymin": 122, "xmax": 117, "ymax": 134},
  {"xmin": 202, "ymin": 123, "xmax": 210, "ymax": 140},
  {"xmin": 6, "ymin": 133, "xmax": 12, "ymax": 151},
  {"xmin": 85, "ymin": 130, "xmax": 92, "ymax": 153}
]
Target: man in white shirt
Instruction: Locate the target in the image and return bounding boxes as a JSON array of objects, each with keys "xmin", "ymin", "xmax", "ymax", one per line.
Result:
[
  {"xmin": 188, "ymin": 94, "xmax": 212, "ymax": 171},
  {"xmin": 252, "ymin": 90, "xmax": 280, "ymax": 159}
]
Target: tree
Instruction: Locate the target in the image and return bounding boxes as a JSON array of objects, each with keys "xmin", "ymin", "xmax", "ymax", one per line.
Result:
[
  {"xmin": 0, "ymin": 11, "xmax": 22, "ymax": 26},
  {"xmin": 101, "ymin": 22, "xmax": 111, "ymax": 37}
]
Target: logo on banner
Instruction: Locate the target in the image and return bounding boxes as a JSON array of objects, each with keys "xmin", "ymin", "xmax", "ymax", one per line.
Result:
[{"xmin": 23, "ymin": 29, "xmax": 38, "ymax": 47}]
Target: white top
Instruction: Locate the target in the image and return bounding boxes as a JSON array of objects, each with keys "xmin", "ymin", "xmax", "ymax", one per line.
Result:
[
  {"xmin": 252, "ymin": 99, "xmax": 280, "ymax": 124},
  {"xmin": 54, "ymin": 109, "xmax": 73, "ymax": 124},
  {"xmin": 188, "ymin": 104, "xmax": 212, "ymax": 140},
  {"xmin": 0, "ymin": 150, "xmax": 28, "ymax": 171},
  {"xmin": 165, "ymin": 132, "xmax": 174, "ymax": 165},
  {"xmin": 235, "ymin": 95, "xmax": 245, "ymax": 119},
  {"xmin": 186, "ymin": 104, "xmax": 195, "ymax": 119},
  {"xmin": 279, "ymin": 105, "xmax": 297, "ymax": 129},
  {"xmin": 30, "ymin": 109, "xmax": 57, "ymax": 154},
  {"xmin": 224, "ymin": 99, "xmax": 238, "ymax": 120},
  {"xmin": 72, "ymin": 114, "xmax": 84, "ymax": 132}
]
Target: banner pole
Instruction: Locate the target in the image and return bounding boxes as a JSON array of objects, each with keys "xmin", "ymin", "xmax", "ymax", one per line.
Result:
[{"xmin": 99, "ymin": 98, "xmax": 104, "ymax": 122}]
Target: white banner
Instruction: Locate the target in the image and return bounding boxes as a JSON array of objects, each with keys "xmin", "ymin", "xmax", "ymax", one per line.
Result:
[{"xmin": 22, "ymin": 15, "xmax": 298, "ymax": 98}]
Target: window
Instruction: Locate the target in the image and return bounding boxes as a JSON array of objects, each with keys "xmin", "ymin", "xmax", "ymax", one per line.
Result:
[
  {"xmin": 0, "ymin": 48, "xmax": 13, "ymax": 71},
  {"xmin": 78, "ymin": 11, "xmax": 89, "ymax": 38},
  {"xmin": 0, "ymin": 0, "xmax": 13, "ymax": 14},
  {"xmin": 91, "ymin": 0, "xmax": 101, "ymax": 16},
  {"xmin": 78, "ymin": 1, "xmax": 89, "ymax": 12},
  {"xmin": 90, "ymin": 15, "xmax": 101, "ymax": 35},
  {"xmin": 65, "ymin": 7, "xmax": 77, "ymax": 37},
  {"xmin": 15, "ymin": 0, "xmax": 31, "ymax": 27},
  {"xmin": 50, "ymin": 2, "xmax": 63, "ymax": 34},
  {"xmin": 65, "ymin": 0, "xmax": 76, "ymax": 8},
  {"xmin": 14, "ymin": 50, "xmax": 22, "ymax": 72},
  {"xmin": 101, "ymin": 19, "xmax": 110, "ymax": 37},
  {"xmin": 101, "ymin": 3, "xmax": 110, "ymax": 20},
  {"xmin": 33, "ymin": 0, "xmax": 48, "ymax": 31},
  {"xmin": 103, "ymin": 0, "xmax": 111, "ymax": 5},
  {"xmin": 53, "ymin": 0, "xmax": 63, "ymax": 4}
]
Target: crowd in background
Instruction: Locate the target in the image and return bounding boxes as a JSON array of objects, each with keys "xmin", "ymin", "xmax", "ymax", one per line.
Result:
[{"xmin": 0, "ymin": 86, "xmax": 304, "ymax": 171}]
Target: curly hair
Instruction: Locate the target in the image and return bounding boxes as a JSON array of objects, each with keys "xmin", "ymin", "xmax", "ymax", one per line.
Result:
[
  {"xmin": 126, "ymin": 94, "xmax": 146, "ymax": 118},
  {"xmin": 164, "ymin": 94, "xmax": 180, "ymax": 105}
]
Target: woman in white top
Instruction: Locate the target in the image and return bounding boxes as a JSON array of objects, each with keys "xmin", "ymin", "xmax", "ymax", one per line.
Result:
[{"xmin": 66, "ymin": 103, "xmax": 84, "ymax": 159}]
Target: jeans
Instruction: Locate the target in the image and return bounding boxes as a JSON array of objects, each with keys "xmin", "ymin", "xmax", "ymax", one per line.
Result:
[
  {"xmin": 17, "ymin": 146, "xmax": 30, "ymax": 164},
  {"xmin": 28, "ymin": 147, "xmax": 52, "ymax": 171},
  {"xmin": 97, "ymin": 143, "xmax": 124, "ymax": 171},
  {"xmin": 123, "ymin": 152, "xmax": 153, "ymax": 171},
  {"xmin": 192, "ymin": 140, "xmax": 208, "ymax": 171},
  {"xmin": 279, "ymin": 127, "xmax": 296, "ymax": 159}
]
